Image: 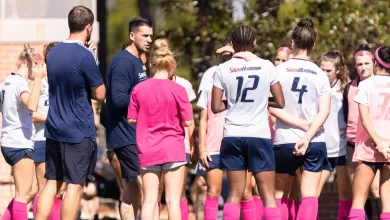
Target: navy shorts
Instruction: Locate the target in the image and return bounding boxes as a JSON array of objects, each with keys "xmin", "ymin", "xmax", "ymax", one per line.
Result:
[
  {"xmin": 324, "ymin": 155, "xmax": 347, "ymax": 171},
  {"xmin": 1, "ymin": 147, "xmax": 34, "ymax": 166},
  {"xmin": 195, "ymin": 153, "xmax": 221, "ymax": 176},
  {"xmin": 107, "ymin": 149, "xmax": 115, "ymax": 162},
  {"xmin": 113, "ymin": 145, "xmax": 139, "ymax": 182},
  {"xmin": 45, "ymin": 138, "xmax": 97, "ymax": 184},
  {"xmin": 186, "ymin": 153, "xmax": 191, "ymax": 164},
  {"xmin": 362, "ymin": 161, "xmax": 390, "ymax": 170},
  {"xmin": 33, "ymin": 141, "xmax": 46, "ymax": 163},
  {"xmin": 274, "ymin": 142, "xmax": 328, "ymax": 176},
  {"xmin": 220, "ymin": 137, "xmax": 275, "ymax": 172}
]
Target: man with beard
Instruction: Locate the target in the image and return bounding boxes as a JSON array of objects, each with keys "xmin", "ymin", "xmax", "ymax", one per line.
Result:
[
  {"xmin": 105, "ymin": 17, "xmax": 152, "ymax": 219},
  {"xmin": 35, "ymin": 5, "xmax": 105, "ymax": 220}
]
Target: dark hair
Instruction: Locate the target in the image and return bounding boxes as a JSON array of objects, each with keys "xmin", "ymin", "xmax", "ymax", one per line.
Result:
[
  {"xmin": 68, "ymin": 6, "xmax": 94, "ymax": 33},
  {"xmin": 223, "ymin": 32, "xmax": 233, "ymax": 46},
  {"xmin": 320, "ymin": 50, "xmax": 350, "ymax": 92},
  {"xmin": 128, "ymin": 17, "xmax": 152, "ymax": 34},
  {"xmin": 354, "ymin": 44, "xmax": 372, "ymax": 56},
  {"xmin": 292, "ymin": 18, "xmax": 316, "ymax": 54},
  {"xmin": 376, "ymin": 46, "xmax": 390, "ymax": 71},
  {"xmin": 43, "ymin": 42, "xmax": 59, "ymax": 63},
  {"xmin": 231, "ymin": 25, "xmax": 256, "ymax": 52}
]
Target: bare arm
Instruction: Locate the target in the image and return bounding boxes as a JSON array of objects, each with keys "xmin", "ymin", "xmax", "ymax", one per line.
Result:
[
  {"xmin": 269, "ymin": 107, "xmax": 310, "ymax": 131},
  {"xmin": 269, "ymin": 82, "xmax": 285, "ymax": 109},
  {"xmin": 198, "ymin": 109, "xmax": 207, "ymax": 154},
  {"xmin": 91, "ymin": 84, "xmax": 105, "ymax": 102},
  {"xmin": 301, "ymin": 95, "xmax": 331, "ymax": 141},
  {"xmin": 358, "ymin": 104, "xmax": 381, "ymax": 146},
  {"xmin": 32, "ymin": 112, "xmax": 47, "ymax": 123},
  {"xmin": 21, "ymin": 78, "xmax": 43, "ymax": 112},
  {"xmin": 211, "ymin": 86, "xmax": 226, "ymax": 114},
  {"xmin": 127, "ymin": 119, "xmax": 136, "ymax": 124}
]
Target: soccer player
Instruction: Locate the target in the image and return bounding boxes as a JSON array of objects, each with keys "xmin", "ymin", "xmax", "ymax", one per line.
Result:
[
  {"xmin": 269, "ymin": 18, "xmax": 331, "ymax": 220},
  {"xmin": 274, "ymin": 47, "xmax": 291, "ymax": 66},
  {"xmin": 349, "ymin": 46, "xmax": 390, "ymax": 220},
  {"xmin": 127, "ymin": 39, "xmax": 193, "ymax": 220},
  {"xmin": 35, "ymin": 6, "xmax": 105, "ymax": 220},
  {"xmin": 31, "ymin": 42, "xmax": 65, "ymax": 220},
  {"xmin": 211, "ymin": 25, "xmax": 285, "ymax": 220},
  {"xmin": 318, "ymin": 51, "xmax": 352, "ymax": 219},
  {"xmin": 0, "ymin": 44, "xmax": 45, "ymax": 220},
  {"xmin": 105, "ymin": 17, "xmax": 152, "ymax": 219}
]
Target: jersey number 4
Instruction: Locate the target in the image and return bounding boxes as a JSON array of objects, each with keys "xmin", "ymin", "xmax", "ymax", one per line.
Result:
[
  {"xmin": 291, "ymin": 77, "xmax": 308, "ymax": 104},
  {"xmin": 235, "ymin": 75, "xmax": 260, "ymax": 103}
]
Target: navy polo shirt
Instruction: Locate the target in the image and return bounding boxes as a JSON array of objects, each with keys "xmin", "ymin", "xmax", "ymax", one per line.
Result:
[
  {"xmin": 45, "ymin": 40, "xmax": 103, "ymax": 143},
  {"xmin": 105, "ymin": 50, "xmax": 147, "ymax": 149}
]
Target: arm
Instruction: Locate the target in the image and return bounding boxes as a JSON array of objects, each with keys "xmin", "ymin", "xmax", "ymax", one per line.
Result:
[
  {"xmin": 211, "ymin": 86, "xmax": 226, "ymax": 114},
  {"xmin": 91, "ymin": 84, "xmax": 105, "ymax": 102},
  {"xmin": 21, "ymin": 65, "xmax": 46, "ymax": 111},
  {"xmin": 110, "ymin": 62, "xmax": 135, "ymax": 109},
  {"xmin": 127, "ymin": 88, "xmax": 138, "ymax": 124},
  {"xmin": 177, "ymin": 89, "xmax": 193, "ymax": 127},
  {"xmin": 269, "ymin": 107, "xmax": 310, "ymax": 131},
  {"xmin": 32, "ymin": 112, "xmax": 46, "ymax": 123},
  {"xmin": 269, "ymin": 82, "xmax": 285, "ymax": 109},
  {"xmin": 301, "ymin": 95, "xmax": 331, "ymax": 141},
  {"xmin": 198, "ymin": 109, "xmax": 208, "ymax": 154},
  {"xmin": 80, "ymin": 52, "xmax": 105, "ymax": 102}
]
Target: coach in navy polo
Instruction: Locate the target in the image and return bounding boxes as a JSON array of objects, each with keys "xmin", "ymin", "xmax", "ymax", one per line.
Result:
[
  {"xmin": 105, "ymin": 17, "xmax": 152, "ymax": 219},
  {"xmin": 35, "ymin": 6, "xmax": 105, "ymax": 220}
]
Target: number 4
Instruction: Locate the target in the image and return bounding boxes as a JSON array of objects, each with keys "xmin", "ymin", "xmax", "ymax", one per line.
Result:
[{"xmin": 291, "ymin": 77, "xmax": 308, "ymax": 104}]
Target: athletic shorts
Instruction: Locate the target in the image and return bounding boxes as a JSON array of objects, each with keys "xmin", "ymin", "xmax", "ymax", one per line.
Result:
[
  {"xmin": 195, "ymin": 152, "xmax": 220, "ymax": 176},
  {"xmin": 1, "ymin": 147, "xmax": 34, "ymax": 166},
  {"xmin": 45, "ymin": 138, "xmax": 97, "ymax": 184},
  {"xmin": 141, "ymin": 161, "xmax": 187, "ymax": 171},
  {"xmin": 346, "ymin": 142, "xmax": 357, "ymax": 167},
  {"xmin": 186, "ymin": 153, "xmax": 191, "ymax": 164},
  {"xmin": 220, "ymin": 137, "xmax": 275, "ymax": 172},
  {"xmin": 360, "ymin": 161, "xmax": 390, "ymax": 170},
  {"xmin": 274, "ymin": 142, "xmax": 328, "ymax": 176},
  {"xmin": 113, "ymin": 145, "xmax": 139, "ymax": 182},
  {"xmin": 324, "ymin": 155, "xmax": 347, "ymax": 172},
  {"xmin": 33, "ymin": 141, "xmax": 46, "ymax": 163}
]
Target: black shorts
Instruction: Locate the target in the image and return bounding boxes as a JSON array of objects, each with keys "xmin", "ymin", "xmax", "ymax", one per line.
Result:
[
  {"xmin": 113, "ymin": 145, "xmax": 139, "ymax": 182},
  {"xmin": 45, "ymin": 138, "xmax": 97, "ymax": 184}
]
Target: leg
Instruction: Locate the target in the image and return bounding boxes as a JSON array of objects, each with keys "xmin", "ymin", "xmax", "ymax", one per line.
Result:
[
  {"xmin": 36, "ymin": 180, "xmax": 63, "ymax": 220},
  {"xmin": 297, "ymin": 170, "xmax": 322, "ymax": 220},
  {"xmin": 193, "ymin": 176, "xmax": 207, "ymax": 220},
  {"xmin": 380, "ymin": 164, "xmax": 390, "ymax": 214},
  {"xmin": 205, "ymin": 168, "xmax": 223, "ymax": 220},
  {"xmin": 349, "ymin": 163, "xmax": 376, "ymax": 219},
  {"xmin": 241, "ymin": 171, "xmax": 255, "ymax": 220},
  {"xmin": 370, "ymin": 169, "xmax": 381, "ymax": 217},
  {"xmin": 316, "ymin": 170, "xmax": 331, "ymax": 196},
  {"xmin": 156, "ymin": 173, "xmax": 165, "ymax": 220},
  {"xmin": 180, "ymin": 166, "xmax": 189, "ymax": 220},
  {"xmin": 164, "ymin": 165, "xmax": 186, "ymax": 220},
  {"xmin": 336, "ymin": 165, "xmax": 353, "ymax": 220},
  {"xmin": 224, "ymin": 170, "xmax": 247, "ymax": 220},
  {"xmin": 274, "ymin": 173, "xmax": 292, "ymax": 220},
  {"xmin": 108, "ymin": 151, "xmax": 124, "ymax": 196},
  {"xmin": 121, "ymin": 181, "xmax": 141, "ymax": 220},
  {"xmin": 140, "ymin": 169, "xmax": 161, "ymax": 220},
  {"xmin": 61, "ymin": 183, "xmax": 84, "ymax": 220},
  {"xmin": 288, "ymin": 170, "xmax": 300, "ymax": 220}
]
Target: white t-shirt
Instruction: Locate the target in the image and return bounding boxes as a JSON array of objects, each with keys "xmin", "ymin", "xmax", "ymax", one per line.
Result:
[
  {"xmin": 197, "ymin": 65, "xmax": 217, "ymax": 110},
  {"xmin": 34, "ymin": 79, "xmax": 49, "ymax": 141},
  {"xmin": 213, "ymin": 55, "xmax": 278, "ymax": 138},
  {"xmin": 1, "ymin": 73, "xmax": 34, "ymax": 149},
  {"xmin": 274, "ymin": 58, "xmax": 331, "ymax": 145},
  {"xmin": 323, "ymin": 80, "xmax": 347, "ymax": 157},
  {"xmin": 175, "ymin": 75, "xmax": 196, "ymax": 102}
]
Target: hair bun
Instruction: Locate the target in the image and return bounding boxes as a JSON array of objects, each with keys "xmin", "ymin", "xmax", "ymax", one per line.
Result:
[
  {"xmin": 297, "ymin": 18, "xmax": 314, "ymax": 29},
  {"xmin": 154, "ymin": 39, "xmax": 169, "ymax": 50},
  {"xmin": 153, "ymin": 39, "xmax": 173, "ymax": 58}
]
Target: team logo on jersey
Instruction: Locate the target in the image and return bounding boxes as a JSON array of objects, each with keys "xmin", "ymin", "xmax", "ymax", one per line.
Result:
[
  {"xmin": 286, "ymin": 67, "xmax": 317, "ymax": 75},
  {"xmin": 138, "ymin": 72, "xmax": 147, "ymax": 81},
  {"xmin": 230, "ymin": 66, "xmax": 262, "ymax": 73}
]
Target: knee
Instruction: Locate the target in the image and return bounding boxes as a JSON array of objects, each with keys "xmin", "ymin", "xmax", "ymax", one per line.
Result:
[
  {"xmin": 15, "ymin": 184, "xmax": 36, "ymax": 202},
  {"xmin": 242, "ymin": 187, "xmax": 252, "ymax": 201},
  {"xmin": 207, "ymin": 185, "xmax": 221, "ymax": 198},
  {"xmin": 370, "ymin": 184, "xmax": 380, "ymax": 198}
]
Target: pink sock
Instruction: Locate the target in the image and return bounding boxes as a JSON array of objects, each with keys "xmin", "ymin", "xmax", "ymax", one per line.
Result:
[
  {"xmin": 277, "ymin": 198, "xmax": 289, "ymax": 220},
  {"xmin": 32, "ymin": 196, "xmax": 39, "ymax": 217},
  {"xmin": 223, "ymin": 203, "xmax": 240, "ymax": 220},
  {"xmin": 49, "ymin": 197, "xmax": 62, "ymax": 220},
  {"xmin": 381, "ymin": 212, "xmax": 390, "ymax": 220},
  {"xmin": 205, "ymin": 197, "xmax": 219, "ymax": 220},
  {"xmin": 180, "ymin": 199, "xmax": 189, "ymax": 220},
  {"xmin": 241, "ymin": 198, "xmax": 255, "ymax": 220},
  {"xmin": 253, "ymin": 196, "xmax": 264, "ymax": 220},
  {"xmin": 297, "ymin": 197, "xmax": 318, "ymax": 220},
  {"xmin": 264, "ymin": 207, "xmax": 281, "ymax": 220},
  {"xmin": 1, "ymin": 199, "xmax": 13, "ymax": 220},
  {"xmin": 288, "ymin": 200, "xmax": 299, "ymax": 220},
  {"xmin": 11, "ymin": 200, "xmax": 27, "ymax": 220},
  {"xmin": 338, "ymin": 200, "xmax": 352, "ymax": 220},
  {"xmin": 348, "ymin": 209, "xmax": 365, "ymax": 220}
]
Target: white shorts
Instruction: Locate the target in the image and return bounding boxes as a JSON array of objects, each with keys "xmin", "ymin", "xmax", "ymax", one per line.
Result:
[{"xmin": 141, "ymin": 161, "xmax": 187, "ymax": 171}]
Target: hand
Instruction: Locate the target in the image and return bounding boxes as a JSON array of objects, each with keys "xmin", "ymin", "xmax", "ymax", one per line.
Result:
[
  {"xmin": 33, "ymin": 63, "xmax": 47, "ymax": 80},
  {"xmin": 199, "ymin": 151, "xmax": 212, "ymax": 169},
  {"xmin": 293, "ymin": 138, "xmax": 310, "ymax": 156},
  {"xmin": 87, "ymin": 41, "xmax": 97, "ymax": 54},
  {"xmin": 376, "ymin": 139, "xmax": 390, "ymax": 159},
  {"xmin": 216, "ymin": 45, "xmax": 234, "ymax": 54}
]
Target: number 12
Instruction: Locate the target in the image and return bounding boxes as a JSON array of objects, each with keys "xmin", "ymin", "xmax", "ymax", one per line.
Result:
[{"xmin": 235, "ymin": 75, "xmax": 260, "ymax": 103}]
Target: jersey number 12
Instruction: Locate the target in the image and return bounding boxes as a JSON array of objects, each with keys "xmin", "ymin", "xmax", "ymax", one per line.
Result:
[{"xmin": 235, "ymin": 75, "xmax": 260, "ymax": 103}]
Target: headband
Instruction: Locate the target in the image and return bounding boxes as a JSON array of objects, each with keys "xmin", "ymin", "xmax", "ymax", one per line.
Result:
[
  {"xmin": 375, "ymin": 47, "xmax": 390, "ymax": 69},
  {"xmin": 353, "ymin": 50, "xmax": 374, "ymax": 60},
  {"xmin": 16, "ymin": 54, "xmax": 43, "ymax": 65},
  {"xmin": 277, "ymin": 46, "xmax": 291, "ymax": 54}
]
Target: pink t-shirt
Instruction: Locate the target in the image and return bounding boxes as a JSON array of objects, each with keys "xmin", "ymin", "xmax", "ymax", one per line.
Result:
[
  {"xmin": 354, "ymin": 75, "xmax": 390, "ymax": 162},
  {"xmin": 127, "ymin": 78, "xmax": 193, "ymax": 167},
  {"xmin": 346, "ymin": 79, "xmax": 359, "ymax": 143}
]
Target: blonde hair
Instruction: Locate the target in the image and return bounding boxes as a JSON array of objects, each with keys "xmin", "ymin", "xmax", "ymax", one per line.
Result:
[
  {"xmin": 17, "ymin": 43, "xmax": 42, "ymax": 67},
  {"xmin": 150, "ymin": 39, "xmax": 176, "ymax": 75}
]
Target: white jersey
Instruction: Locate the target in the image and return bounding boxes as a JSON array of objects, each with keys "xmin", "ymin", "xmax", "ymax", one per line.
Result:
[
  {"xmin": 197, "ymin": 65, "xmax": 217, "ymax": 110},
  {"xmin": 323, "ymin": 80, "xmax": 347, "ymax": 157},
  {"xmin": 213, "ymin": 53, "xmax": 278, "ymax": 138},
  {"xmin": 274, "ymin": 58, "xmax": 331, "ymax": 145},
  {"xmin": 0, "ymin": 73, "xmax": 34, "ymax": 149},
  {"xmin": 34, "ymin": 79, "xmax": 49, "ymax": 141},
  {"xmin": 175, "ymin": 76, "xmax": 196, "ymax": 102}
]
